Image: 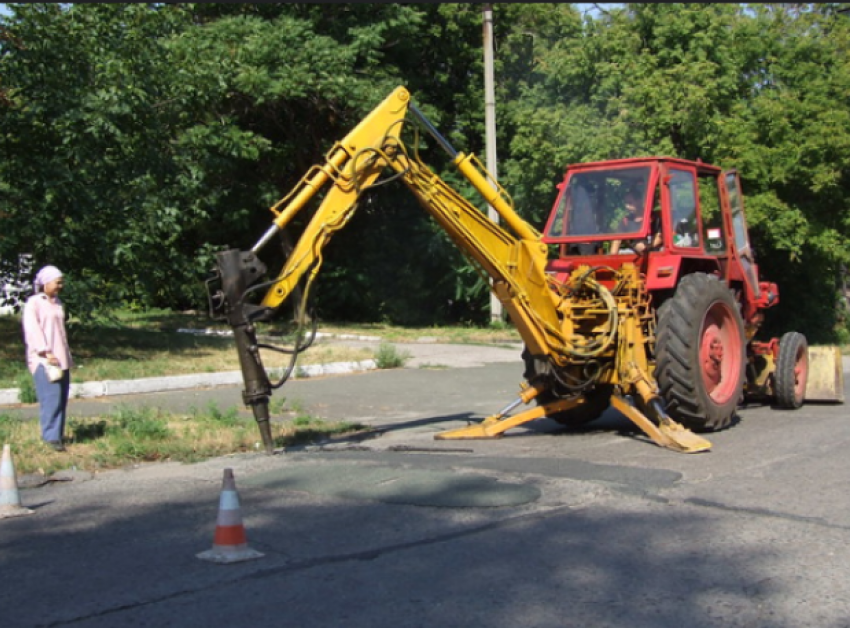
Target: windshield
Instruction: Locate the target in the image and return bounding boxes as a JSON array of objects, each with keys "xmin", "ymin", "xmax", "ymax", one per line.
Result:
[{"xmin": 545, "ymin": 167, "xmax": 653, "ymax": 241}]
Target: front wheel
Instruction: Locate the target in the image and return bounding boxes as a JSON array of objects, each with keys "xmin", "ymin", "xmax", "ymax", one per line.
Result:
[
  {"xmin": 774, "ymin": 331, "xmax": 808, "ymax": 409},
  {"xmin": 655, "ymin": 273, "xmax": 746, "ymax": 431}
]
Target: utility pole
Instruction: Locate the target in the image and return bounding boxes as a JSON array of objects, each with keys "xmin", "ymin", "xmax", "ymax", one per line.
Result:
[{"xmin": 483, "ymin": 3, "xmax": 503, "ymax": 324}]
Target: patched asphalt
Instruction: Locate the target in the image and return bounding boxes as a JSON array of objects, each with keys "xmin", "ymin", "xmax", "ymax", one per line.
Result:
[{"xmin": 241, "ymin": 462, "xmax": 542, "ymax": 508}]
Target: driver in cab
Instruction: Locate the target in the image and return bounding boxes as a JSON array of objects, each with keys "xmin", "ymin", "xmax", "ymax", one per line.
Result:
[{"xmin": 610, "ymin": 190, "xmax": 662, "ymax": 255}]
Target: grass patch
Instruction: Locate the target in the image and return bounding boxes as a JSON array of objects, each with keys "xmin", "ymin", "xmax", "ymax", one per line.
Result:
[
  {"xmin": 374, "ymin": 342, "xmax": 412, "ymax": 369},
  {"xmin": 319, "ymin": 321, "xmax": 522, "ymax": 345},
  {"xmin": 0, "ymin": 406, "xmax": 366, "ymax": 476},
  {"xmin": 16, "ymin": 372, "xmax": 36, "ymax": 404},
  {"xmin": 418, "ymin": 363, "xmax": 449, "ymax": 370}
]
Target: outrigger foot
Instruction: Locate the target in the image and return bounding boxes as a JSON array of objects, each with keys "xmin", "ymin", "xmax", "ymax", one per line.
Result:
[{"xmin": 609, "ymin": 395, "xmax": 711, "ymax": 453}]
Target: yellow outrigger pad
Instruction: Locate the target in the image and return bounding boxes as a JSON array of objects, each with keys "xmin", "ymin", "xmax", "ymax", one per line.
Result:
[
  {"xmin": 805, "ymin": 346, "xmax": 846, "ymax": 403},
  {"xmin": 609, "ymin": 396, "xmax": 712, "ymax": 454}
]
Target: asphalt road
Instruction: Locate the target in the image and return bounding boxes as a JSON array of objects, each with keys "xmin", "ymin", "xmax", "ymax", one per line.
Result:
[{"xmin": 2, "ymin": 348, "xmax": 850, "ymax": 627}]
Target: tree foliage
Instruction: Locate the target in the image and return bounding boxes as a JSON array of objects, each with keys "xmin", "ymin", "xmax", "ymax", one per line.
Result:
[
  {"xmin": 1, "ymin": 3, "xmax": 848, "ymax": 339},
  {"xmin": 499, "ymin": 2, "xmax": 850, "ymax": 340}
]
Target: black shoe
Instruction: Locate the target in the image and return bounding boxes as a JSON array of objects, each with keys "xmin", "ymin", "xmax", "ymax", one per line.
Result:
[{"xmin": 46, "ymin": 440, "xmax": 66, "ymax": 452}]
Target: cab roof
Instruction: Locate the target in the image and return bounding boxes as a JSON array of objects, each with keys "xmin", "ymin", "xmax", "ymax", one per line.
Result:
[{"xmin": 564, "ymin": 156, "xmax": 723, "ymax": 176}]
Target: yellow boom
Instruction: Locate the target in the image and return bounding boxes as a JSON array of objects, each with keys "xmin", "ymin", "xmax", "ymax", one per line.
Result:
[{"xmin": 210, "ymin": 86, "xmax": 710, "ymax": 455}]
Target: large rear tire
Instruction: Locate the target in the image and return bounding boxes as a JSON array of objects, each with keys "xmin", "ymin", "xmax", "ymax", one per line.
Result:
[
  {"xmin": 655, "ymin": 273, "xmax": 746, "ymax": 431},
  {"xmin": 774, "ymin": 331, "xmax": 808, "ymax": 409}
]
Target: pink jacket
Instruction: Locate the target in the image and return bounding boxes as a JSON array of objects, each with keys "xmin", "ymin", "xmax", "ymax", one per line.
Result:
[{"xmin": 22, "ymin": 293, "xmax": 74, "ymax": 374}]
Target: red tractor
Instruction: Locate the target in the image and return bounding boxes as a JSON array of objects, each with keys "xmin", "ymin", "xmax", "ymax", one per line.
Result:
[{"xmin": 541, "ymin": 156, "xmax": 844, "ymax": 431}]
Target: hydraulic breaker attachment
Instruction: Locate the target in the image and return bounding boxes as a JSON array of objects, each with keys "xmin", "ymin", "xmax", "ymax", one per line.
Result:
[
  {"xmin": 609, "ymin": 395, "xmax": 712, "ymax": 453},
  {"xmin": 435, "ymin": 384, "xmax": 582, "ymax": 440},
  {"xmin": 805, "ymin": 346, "xmax": 846, "ymax": 403},
  {"xmin": 210, "ymin": 249, "xmax": 276, "ymax": 455}
]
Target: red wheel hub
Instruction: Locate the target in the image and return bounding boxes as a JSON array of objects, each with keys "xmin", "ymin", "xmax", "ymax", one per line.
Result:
[
  {"xmin": 793, "ymin": 344, "xmax": 809, "ymax": 401},
  {"xmin": 699, "ymin": 302, "xmax": 743, "ymax": 405}
]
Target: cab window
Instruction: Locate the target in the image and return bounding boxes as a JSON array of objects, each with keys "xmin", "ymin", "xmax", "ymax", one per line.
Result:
[
  {"xmin": 699, "ymin": 173, "xmax": 726, "ymax": 255},
  {"xmin": 545, "ymin": 167, "xmax": 652, "ymax": 240},
  {"xmin": 668, "ymin": 170, "xmax": 700, "ymax": 248}
]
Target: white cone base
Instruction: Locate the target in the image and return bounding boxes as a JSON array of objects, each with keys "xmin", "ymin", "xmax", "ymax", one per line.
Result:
[
  {"xmin": 196, "ymin": 546, "xmax": 264, "ymax": 564},
  {"xmin": 0, "ymin": 505, "xmax": 34, "ymax": 519}
]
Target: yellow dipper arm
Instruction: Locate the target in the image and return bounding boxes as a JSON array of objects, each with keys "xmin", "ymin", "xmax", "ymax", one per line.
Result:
[{"xmin": 253, "ymin": 87, "xmax": 412, "ymax": 308}]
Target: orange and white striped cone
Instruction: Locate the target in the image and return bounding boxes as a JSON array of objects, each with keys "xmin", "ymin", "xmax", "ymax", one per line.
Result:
[
  {"xmin": 0, "ymin": 444, "xmax": 34, "ymax": 519},
  {"xmin": 197, "ymin": 468, "xmax": 264, "ymax": 564}
]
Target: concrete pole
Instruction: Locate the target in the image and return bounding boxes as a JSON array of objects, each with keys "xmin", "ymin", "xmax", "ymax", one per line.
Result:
[{"xmin": 483, "ymin": 3, "xmax": 503, "ymax": 323}]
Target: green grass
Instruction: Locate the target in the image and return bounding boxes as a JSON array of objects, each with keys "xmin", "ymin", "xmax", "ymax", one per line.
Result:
[
  {"xmin": 318, "ymin": 321, "xmax": 521, "ymax": 345},
  {"xmin": 0, "ymin": 404, "xmax": 367, "ymax": 476},
  {"xmin": 0, "ymin": 308, "xmax": 515, "ymax": 473},
  {"xmin": 374, "ymin": 342, "xmax": 412, "ymax": 369},
  {"xmin": 0, "ymin": 308, "xmax": 511, "ymax": 475}
]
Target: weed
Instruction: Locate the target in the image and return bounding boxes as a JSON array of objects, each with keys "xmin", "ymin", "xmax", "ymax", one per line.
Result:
[
  {"xmin": 202, "ymin": 401, "xmax": 241, "ymax": 427},
  {"xmin": 293, "ymin": 414, "xmax": 312, "ymax": 427},
  {"xmin": 0, "ymin": 412, "xmax": 23, "ymax": 444},
  {"xmin": 268, "ymin": 396, "xmax": 288, "ymax": 414},
  {"xmin": 374, "ymin": 342, "xmax": 411, "ymax": 369},
  {"xmin": 16, "ymin": 372, "xmax": 36, "ymax": 404},
  {"xmin": 287, "ymin": 398, "xmax": 306, "ymax": 415},
  {"xmin": 109, "ymin": 405, "xmax": 172, "ymax": 441},
  {"xmin": 488, "ymin": 318, "xmax": 512, "ymax": 331}
]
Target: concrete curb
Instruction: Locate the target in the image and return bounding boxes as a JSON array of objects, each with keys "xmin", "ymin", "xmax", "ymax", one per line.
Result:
[
  {"xmin": 0, "ymin": 359, "xmax": 377, "ymax": 406},
  {"xmin": 177, "ymin": 328, "xmax": 383, "ymax": 342}
]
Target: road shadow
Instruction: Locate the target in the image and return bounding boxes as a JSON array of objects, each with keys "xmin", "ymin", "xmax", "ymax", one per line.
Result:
[{"xmin": 0, "ymin": 461, "xmax": 820, "ymax": 628}]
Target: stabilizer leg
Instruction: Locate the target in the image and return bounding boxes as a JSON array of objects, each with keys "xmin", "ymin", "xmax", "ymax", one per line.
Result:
[
  {"xmin": 435, "ymin": 385, "xmax": 584, "ymax": 440},
  {"xmin": 609, "ymin": 395, "xmax": 711, "ymax": 453}
]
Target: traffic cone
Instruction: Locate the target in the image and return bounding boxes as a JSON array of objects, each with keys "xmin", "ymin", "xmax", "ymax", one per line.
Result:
[
  {"xmin": 197, "ymin": 468, "xmax": 264, "ymax": 564},
  {"xmin": 0, "ymin": 444, "xmax": 34, "ymax": 519}
]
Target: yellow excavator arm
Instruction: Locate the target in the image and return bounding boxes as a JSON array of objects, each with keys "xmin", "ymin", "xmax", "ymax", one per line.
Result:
[{"xmin": 208, "ymin": 86, "xmax": 710, "ymax": 455}]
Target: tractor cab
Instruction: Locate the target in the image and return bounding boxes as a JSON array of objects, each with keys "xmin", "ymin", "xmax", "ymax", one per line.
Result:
[
  {"xmin": 543, "ymin": 157, "xmax": 727, "ymax": 259},
  {"xmin": 542, "ymin": 157, "xmax": 773, "ymax": 321}
]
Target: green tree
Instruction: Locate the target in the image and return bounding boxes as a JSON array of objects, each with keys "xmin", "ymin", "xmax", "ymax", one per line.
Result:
[
  {"xmin": 0, "ymin": 3, "xmax": 201, "ymax": 311},
  {"xmin": 500, "ymin": 3, "xmax": 850, "ymax": 341},
  {"xmin": 0, "ymin": 3, "xmax": 433, "ymax": 316},
  {"xmin": 714, "ymin": 4, "xmax": 850, "ymax": 340},
  {"xmin": 2, "ymin": 3, "xmax": 848, "ymax": 338}
]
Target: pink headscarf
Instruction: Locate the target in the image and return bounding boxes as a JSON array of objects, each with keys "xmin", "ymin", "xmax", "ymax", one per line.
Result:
[{"xmin": 34, "ymin": 265, "xmax": 63, "ymax": 292}]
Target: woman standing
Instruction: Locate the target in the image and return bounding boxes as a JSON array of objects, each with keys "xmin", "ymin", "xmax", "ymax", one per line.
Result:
[{"xmin": 22, "ymin": 265, "xmax": 73, "ymax": 452}]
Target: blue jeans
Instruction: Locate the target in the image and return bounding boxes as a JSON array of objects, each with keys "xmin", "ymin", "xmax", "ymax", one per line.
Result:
[{"xmin": 33, "ymin": 365, "xmax": 70, "ymax": 442}]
